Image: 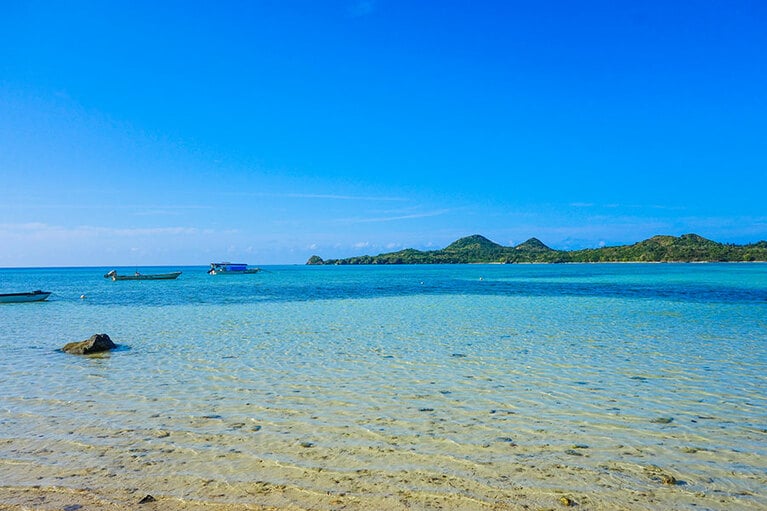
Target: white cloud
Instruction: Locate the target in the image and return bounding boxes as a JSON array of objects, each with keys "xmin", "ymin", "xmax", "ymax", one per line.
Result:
[
  {"xmin": 337, "ymin": 209, "xmax": 451, "ymax": 224},
  {"xmin": 0, "ymin": 223, "xmax": 212, "ymax": 239},
  {"xmin": 226, "ymin": 192, "xmax": 406, "ymax": 202},
  {"xmin": 0, "ymin": 222, "xmax": 224, "ymax": 266},
  {"xmin": 285, "ymin": 192, "xmax": 403, "ymax": 201}
]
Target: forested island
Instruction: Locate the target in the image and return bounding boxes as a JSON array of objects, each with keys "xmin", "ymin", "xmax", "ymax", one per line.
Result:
[{"xmin": 307, "ymin": 234, "xmax": 767, "ymax": 265}]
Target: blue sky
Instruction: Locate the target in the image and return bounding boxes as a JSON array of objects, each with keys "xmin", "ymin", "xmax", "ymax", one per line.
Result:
[{"xmin": 1, "ymin": 1, "xmax": 765, "ymax": 266}]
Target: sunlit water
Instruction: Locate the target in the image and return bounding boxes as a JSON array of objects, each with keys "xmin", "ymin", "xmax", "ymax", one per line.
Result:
[{"xmin": 1, "ymin": 264, "xmax": 766, "ymax": 510}]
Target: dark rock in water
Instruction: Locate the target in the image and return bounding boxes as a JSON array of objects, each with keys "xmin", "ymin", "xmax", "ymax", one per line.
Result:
[
  {"xmin": 650, "ymin": 417, "xmax": 674, "ymax": 424},
  {"xmin": 138, "ymin": 494, "xmax": 156, "ymax": 504},
  {"xmin": 644, "ymin": 464, "xmax": 682, "ymax": 485},
  {"xmin": 661, "ymin": 473, "xmax": 678, "ymax": 485},
  {"xmin": 62, "ymin": 333, "xmax": 117, "ymax": 355}
]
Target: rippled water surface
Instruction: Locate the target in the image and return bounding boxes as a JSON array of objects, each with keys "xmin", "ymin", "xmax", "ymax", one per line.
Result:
[{"xmin": 1, "ymin": 264, "xmax": 766, "ymax": 510}]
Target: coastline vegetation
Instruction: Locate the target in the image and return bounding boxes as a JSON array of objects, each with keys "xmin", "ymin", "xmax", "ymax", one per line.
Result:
[{"xmin": 307, "ymin": 234, "xmax": 767, "ymax": 265}]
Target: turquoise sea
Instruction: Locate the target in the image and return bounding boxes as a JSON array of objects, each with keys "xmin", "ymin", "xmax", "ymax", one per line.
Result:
[{"xmin": 1, "ymin": 264, "xmax": 766, "ymax": 510}]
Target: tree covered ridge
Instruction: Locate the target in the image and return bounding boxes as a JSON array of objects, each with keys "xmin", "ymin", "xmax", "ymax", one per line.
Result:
[{"xmin": 307, "ymin": 234, "xmax": 767, "ymax": 265}]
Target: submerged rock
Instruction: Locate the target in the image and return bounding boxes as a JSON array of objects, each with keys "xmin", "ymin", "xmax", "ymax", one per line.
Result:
[
  {"xmin": 62, "ymin": 333, "xmax": 117, "ymax": 355},
  {"xmin": 644, "ymin": 464, "xmax": 682, "ymax": 485},
  {"xmin": 661, "ymin": 474, "xmax": 678, "ymax": 485},
  {"xmin": 138, "ymin": 494, "xmax": 156, "ymax": 504}
]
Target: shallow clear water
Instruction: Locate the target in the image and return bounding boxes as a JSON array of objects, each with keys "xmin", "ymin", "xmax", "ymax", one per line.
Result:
[{"xmin": 1, "ymin": 264, "xmax": 766, "ymax": 510}]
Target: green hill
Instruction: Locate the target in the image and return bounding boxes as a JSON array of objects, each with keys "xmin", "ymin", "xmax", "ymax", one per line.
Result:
[
  {"xmin": 569, "ymin": 234, "xmax": 761, "ymax": 262},
  {"xmin": 306, "ymin": 233, "xmax": 767, "ymax": 265},
  {"xmin": 444, "ymin": 234, "xmax": 503, "ymax": 251}
]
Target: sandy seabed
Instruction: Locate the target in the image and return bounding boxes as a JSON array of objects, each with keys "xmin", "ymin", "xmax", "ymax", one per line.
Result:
[
  {"xmin": 1, "ymin": 428, "xmax": 765, "ymax": 511},
  {"xmin": 0, "ymin": 482, "xmax": 675, "ymax": 511},
  {"xmin": 1, "ymin": 460, "xmax": 762, "ymax": 511}
]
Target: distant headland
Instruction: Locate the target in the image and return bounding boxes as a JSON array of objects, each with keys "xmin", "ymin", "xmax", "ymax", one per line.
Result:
[{"xmin": 307, "ymin": 234, "xmax": 767, "ymax": 265}]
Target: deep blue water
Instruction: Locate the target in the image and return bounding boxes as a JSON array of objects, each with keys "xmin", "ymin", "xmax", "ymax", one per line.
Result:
[{"xmin": 4, "ymin": 263, "xmax": 766, "ymax": 306}]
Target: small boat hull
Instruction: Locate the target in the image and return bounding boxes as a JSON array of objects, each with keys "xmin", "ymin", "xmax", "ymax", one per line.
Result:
[
  {"xmin": 0, "ymin": 290, "xmax": 51, "ymax": 303},
  {"xmin": 105, "ymin": 270, "xmax": 182, "ymax": 281},
  {"xmin": 208, "ymin": 268, "xmax": 261, "ymax": 275}
]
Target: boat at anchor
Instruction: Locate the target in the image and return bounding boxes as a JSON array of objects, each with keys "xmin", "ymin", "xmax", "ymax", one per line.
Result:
[
  {"xmin": 0, "ymin": 290, "xmax": 52, "ymax": 303},
  {"xmin": 104, "ymin": 270, "xmax": 182, "ymax": 281},
  {"xmin": 208, "ymin": 263, "xmax": 261, "ymax": 275}
]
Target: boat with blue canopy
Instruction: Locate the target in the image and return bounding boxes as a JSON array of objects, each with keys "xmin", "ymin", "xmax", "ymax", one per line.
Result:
[{"xmin": 208, "ymin": 263, "xmax": 261, "ymax": 275}]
